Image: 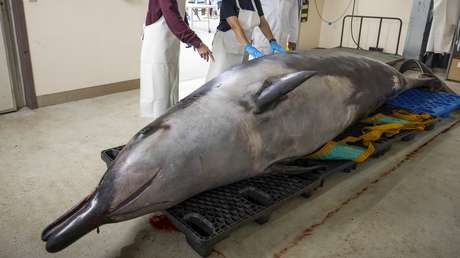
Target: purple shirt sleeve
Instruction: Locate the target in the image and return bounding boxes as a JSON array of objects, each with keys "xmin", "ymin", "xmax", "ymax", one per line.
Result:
[{"xmin": 158, "ymin": 0, "xmax": 202, "ymax": 48}]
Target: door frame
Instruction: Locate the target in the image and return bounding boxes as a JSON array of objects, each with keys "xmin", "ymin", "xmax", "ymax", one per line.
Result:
[
  {"xmin": 1, "ymin": 0, "xmax": 37, "ymax": 109},
  {"xmin": 0, "ymin": 0, "xmax": 18, "ymax": 112}
]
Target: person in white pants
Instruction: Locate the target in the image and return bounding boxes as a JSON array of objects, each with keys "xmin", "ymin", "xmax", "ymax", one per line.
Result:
[
  {"xmin": 140, "ymin": 0, "xmax": 213, "ymax": 118},
  {"xmin": 252, "ymin": 0, "xmax": 300, "ymax": 55},
  {"xmin": 205, "ymin": 0, "xmax": 286, "ymax": 82},
  {"xmin": 426, "ymin": 0, "xmax": 460, "ymax": 54}
]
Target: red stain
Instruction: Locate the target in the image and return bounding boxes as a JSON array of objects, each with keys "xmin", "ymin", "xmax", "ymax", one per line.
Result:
[
  {"xmin": 148, "ymin": 217, "xmax": 227, "ymax": 256},
  {"xmin": 212, "ymin": 249, "xmax": 227, "ymax": 258},
  {"xmin": 149, "ymin": 214, "xmax": 177, "ymax": 231},
  {"xmin": 273, "ymin": 120, "xmax": 460, "ymax": 258}
]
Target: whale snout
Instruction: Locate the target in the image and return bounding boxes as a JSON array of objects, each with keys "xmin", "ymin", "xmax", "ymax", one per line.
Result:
[{"xmin": 42, "ymin": 189, "xmax": 111, "ymax": 253}]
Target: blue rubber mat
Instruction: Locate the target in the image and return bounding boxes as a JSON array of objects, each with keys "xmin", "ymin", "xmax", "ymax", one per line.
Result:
[{"xmin": 388, "ymin": 89, "xmax": 460, "ymax": 117}]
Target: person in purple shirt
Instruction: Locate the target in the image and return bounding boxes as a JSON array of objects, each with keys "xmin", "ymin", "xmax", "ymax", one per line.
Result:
[{"xmin": 140, "ymin": 0, "xmax": 213, "ymax": 118}]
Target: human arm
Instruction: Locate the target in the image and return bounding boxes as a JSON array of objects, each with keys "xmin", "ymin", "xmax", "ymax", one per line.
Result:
[
  {"xmin": 227, "ymin": 16, "xmax": 263, "ymax": 58},
  {"xmin": 258, "ymin": 16, "xmax": 285, "ymax": 53},
  {"xmin": 222, "ymin": 0, "xmax": 263, "ymax": 58},
  {"xmin": 226, "ymin": 16, "xmax": 251, "ymax": 46},
  {"xmin": 158, "ymin": 0, "xmax": 202, "ymax": 47},
  {"xmin": 258, "ymin": 16, "xmax": 274, "ymax": 42},
  {"xmin": 159, "ymin": 0, "xmax": 213, "ymax": 61}
]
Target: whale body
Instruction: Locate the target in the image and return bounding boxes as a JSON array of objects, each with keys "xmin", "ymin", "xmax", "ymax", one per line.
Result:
[{"xmin": 42, "ymin": 49, "xmax": 444, "ymax": 252}]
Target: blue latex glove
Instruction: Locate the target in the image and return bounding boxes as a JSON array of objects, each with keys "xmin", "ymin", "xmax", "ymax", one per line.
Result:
[
  {"xmin": 270, "ymin": 40, "xmax": 286, "ymax": 54},
  {"xmin": 244, "ymin": 44, "xmax": 264, "ymax": 59}
]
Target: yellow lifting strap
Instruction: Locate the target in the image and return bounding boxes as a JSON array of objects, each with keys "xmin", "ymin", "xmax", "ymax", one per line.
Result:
[
  {"xmin": 364, "ymin": 110, "xmax": 435, "ymax": 126},
  {"xmin": 391, "ymin": 110, "xmax": 433, "ymax": 122},
  {"xmin": 307, "ymin": 141, "xmax": 376, "ymax": 163},
  {"xmin": 307, "ymin": 110, "xmax": 434, "ymax": 163}
]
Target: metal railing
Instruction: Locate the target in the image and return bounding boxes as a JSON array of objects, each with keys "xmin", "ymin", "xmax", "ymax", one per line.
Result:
[{"xmin": 340, "ymin": 15, "xmax": 403, "ymax": 55}]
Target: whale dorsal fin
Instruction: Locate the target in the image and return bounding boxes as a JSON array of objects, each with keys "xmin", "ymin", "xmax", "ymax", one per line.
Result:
[{"xmin": 254, "ymin": 70, "xmax": 317, "ymax": 113}]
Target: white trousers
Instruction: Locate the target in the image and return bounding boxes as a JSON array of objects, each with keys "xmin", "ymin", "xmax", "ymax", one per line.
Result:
[
  {"xmin": 253, "ymin": 0, "xmax": 299, "ymax": 55},
  {"xmin": 426, "ymin": 0, "xmax": 460, "ymax": 54},
  {"xmin": 205, "ymin": 31, "xmax": 245, "ymax": 82},
  {"xmin": 140, "ymin": 17, "xmax": 180, "ymax": 118}
]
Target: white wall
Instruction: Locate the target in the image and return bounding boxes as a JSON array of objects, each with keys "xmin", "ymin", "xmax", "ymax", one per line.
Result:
[
  {"xmin": 23, "ymin": 0, "xmax": 148, "ymax": 96},
  {"xmin": 24, "ymin": 0, "xmax": 413, "ymax": 96},
  {"xmin": 298, "ymin": 0, "xmax": 325, "ymax": 50},
  {"xmin": 318, "ymin": 0, "xmax": 413, "ymax": 55}
]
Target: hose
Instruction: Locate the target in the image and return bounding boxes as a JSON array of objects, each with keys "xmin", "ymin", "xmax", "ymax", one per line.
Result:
[
  {"xmin": 313, "ymin": 0, "xmax": 353, "ymax": 25},
  {"xmin": 313, "ymin": 0, "xmax": 360, "ymax": 48},
  {"xmin": 350, "ymin": 0, "xmax": 361, "ymax": 48}
]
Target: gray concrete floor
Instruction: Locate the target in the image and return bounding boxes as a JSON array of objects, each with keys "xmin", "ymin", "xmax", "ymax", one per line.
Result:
[{"xmin": 1, "ymin": 82, "xmax": 460, "ymax": 258}]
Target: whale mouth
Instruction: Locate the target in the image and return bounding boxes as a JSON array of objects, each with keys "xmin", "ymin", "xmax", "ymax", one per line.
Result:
[
  {"xmin": 41, "ymin": 189, "xmax": 111, "ymax": 253},
  {"xmin": 41, "ymin": 190, "xmax": 95, "ymax": 242}
]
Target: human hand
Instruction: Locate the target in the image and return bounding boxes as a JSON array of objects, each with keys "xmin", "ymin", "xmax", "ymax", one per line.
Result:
[
  {"xmin": 244, "ymin": 44, "xmax": 264, "ymax": 59},
  {"xmin": 196, "ymin": 43, "xmax": 214, "ymax": 62},
  {"xmin": 270, "ymin": 40, "xmax": 286, "ymax": 54}
]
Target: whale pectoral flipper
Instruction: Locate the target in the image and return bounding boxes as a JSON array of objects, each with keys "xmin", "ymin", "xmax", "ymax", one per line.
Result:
[{"xmin": 254, "ymin": 70, "xmax": 317, "ymax": 113}]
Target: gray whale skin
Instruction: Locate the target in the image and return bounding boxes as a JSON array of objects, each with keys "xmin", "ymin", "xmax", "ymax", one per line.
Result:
[{"xmin": 41, "ymin": 49, "xmax": 446, "ymax": 252}]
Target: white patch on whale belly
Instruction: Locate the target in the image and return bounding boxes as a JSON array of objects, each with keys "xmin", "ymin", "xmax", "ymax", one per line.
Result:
[
  {"xmin": 302, "ymin": 75, "xmax": 361, "ymax": 150},
  {"xmin": 322, "ymin": 75, "xmax": 355, "ymax": 99},
  {"xmin": 342, "ymin": 104, "xmax": 359, "ymax": 127},
  {"xmin": 239, "ymin": 118, "xmax": 264, "ymax": 171},
  {"xmin": 392, "ymin": 75, "xmax": 402, "ymax": 91}
]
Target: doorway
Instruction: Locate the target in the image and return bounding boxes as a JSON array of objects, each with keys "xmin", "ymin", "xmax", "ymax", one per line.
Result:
[
  {"xmin": 0, "ymin": 0, "xmax": 16, "ymax": 113},
  {"xmin": 0, "ymin": 0, "xmax": 37, "ymax": 114}
]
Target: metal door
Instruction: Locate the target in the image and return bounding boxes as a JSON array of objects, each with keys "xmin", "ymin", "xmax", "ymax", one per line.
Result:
[{"xmin": 0, "ymin": 0, "xmax": 16, "ymax": 113}]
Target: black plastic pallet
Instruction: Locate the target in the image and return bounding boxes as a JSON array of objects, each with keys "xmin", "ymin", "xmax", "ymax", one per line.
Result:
[
  {"xmin": 102, "ymin": 150, "xmax": 356, "ymax": 256},
  {"xmin": 101, "ymin": 124, "xmax": 423, "ymax": 257}
]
